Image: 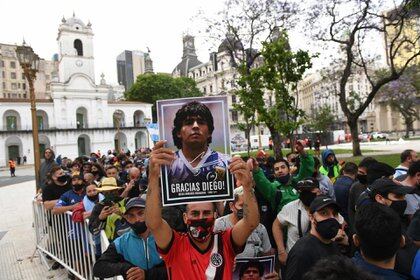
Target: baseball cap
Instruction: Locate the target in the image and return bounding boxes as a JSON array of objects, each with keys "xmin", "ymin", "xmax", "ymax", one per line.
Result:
[
  {"xmin": 309, "ymin": 195, "xmax": 340, "ymax": 214},
  {"xmin": 367, "ymin": 178, "xmax": 414, "ymax": 197},
  {"xmin": 125, "ymin": 197, "xmax": 146, "ymax": 212},
  {"xmin": 296, "ymin": 178, "xmax": 319, "ymax": 191}
]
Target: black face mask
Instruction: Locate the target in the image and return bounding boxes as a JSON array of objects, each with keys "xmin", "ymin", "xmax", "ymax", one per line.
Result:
[
  {"xmin": 73, "ymin": 183, "xmax": 85, "ymax": 192},
  {"xmin": 129, "ymin": 221, "xmax": 148, "ymax": 235},
  {"xmin": 389, "ymin": 200, "xmax": 407, "ymax": 217},
  {"xmin": 57, "ymin": 175, "xmax": 68, "ymax": 183},
  {"xmin": 276, "ymin": 174, "xmax": 290, "ymax": 185},
  {"xmin": 315, "ymin": 218, "xmax": 340, "ymax": 240},
  {"xmin": 357, "ymin": 174, "xmax": 367, "ymax": 185},
  {"xmin": 87, "ymin": 194, "xmax": 99, "ymax": 202},
  {"xmin": 299, "ymin": 191, "xmax": 317, "ymax": 207}
]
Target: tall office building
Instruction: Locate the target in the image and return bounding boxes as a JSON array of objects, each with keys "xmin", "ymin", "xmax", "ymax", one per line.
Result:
[{"xmin": 116, "ymin": 50, "xmax": 153, "ymax": 91}]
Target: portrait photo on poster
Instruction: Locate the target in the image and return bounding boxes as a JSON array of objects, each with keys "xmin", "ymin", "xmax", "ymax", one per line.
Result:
[
  {"xmin": 157, "ymin": 96, "xmax": 234, "ymax": 206},
  {"xmin": 233, "ymin": 255, "xmax": 275, "ymax": 280}
]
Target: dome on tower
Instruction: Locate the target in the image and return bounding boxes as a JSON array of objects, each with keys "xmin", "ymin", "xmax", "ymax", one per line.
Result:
[{"xmin": 58, "ymin": 13, "xmax": 92, "ymax": 33}]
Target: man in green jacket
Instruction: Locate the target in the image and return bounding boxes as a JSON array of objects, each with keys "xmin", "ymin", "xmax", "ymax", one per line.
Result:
[{"xmin": 248, "ymin": 140, "xmax": 315, "ymax": 213}]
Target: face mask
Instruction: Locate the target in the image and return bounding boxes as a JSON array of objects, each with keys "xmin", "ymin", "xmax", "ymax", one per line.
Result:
[
  {"xmin": 299, "ymin": 191, "xmax": 317, "ymax": 207},
  {"xmin": 73, "ymin": 183, "xmax": 85, "ymax": 192},
  {"xmin": 315, "ymin": 218, "xmax": 340, "ymax": 240},
  {"xmin": 276, "ymin": 174, "xmax": 290, "ymax": 185},
  {"xmin": 129, "ymin": 221, "xmax": 148, "ymax": 235},
  {"xmin": 87, "ymin": 194, "xmax": 99, "ymax": 202},
  {"xmin": 57, "ymin": 175, "xmax": 68, "ymax": 183},
  {"xmin": 187, "ymin": 217, "xmax": 214, "ymax": 243},
  {"xmin": 389, "ymin": 200, "xmax": 407, "ymax": 217},
  {"xmin": 357, "ymin": 174, "xmax": 367, "ymax": 185}
]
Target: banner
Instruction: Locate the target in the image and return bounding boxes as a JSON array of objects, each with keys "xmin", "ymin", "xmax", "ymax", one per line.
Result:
[{"xmin": 157, "ymin": 96, "xmax": 233, "ymax": 206}]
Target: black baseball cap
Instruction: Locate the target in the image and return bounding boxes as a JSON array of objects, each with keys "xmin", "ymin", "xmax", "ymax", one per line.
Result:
[
  {"xmin": 295, "ymin": 178, "xmax": 320, "ymax": 191},
  {"xmin": 367, "ymin": 178, "xmax": 414, "ymax": 197},
  {"xmin": 309, "ymin": 195, "xmax": 340, "ymax": 214}
]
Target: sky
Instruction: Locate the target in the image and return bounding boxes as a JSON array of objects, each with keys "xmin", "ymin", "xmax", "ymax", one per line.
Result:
[
  {"xmin": 0, "ymin": 0, "xmax": 227, "ymax": 84},
  {"xmin": 0, "ymin": 0, "xmax": 390, "ymax": 85}
]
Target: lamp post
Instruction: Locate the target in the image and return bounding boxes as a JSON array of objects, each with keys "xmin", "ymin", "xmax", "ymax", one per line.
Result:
[{"xmin": 16, "ymin": 42, "xmax": 41, "ymax": 193}]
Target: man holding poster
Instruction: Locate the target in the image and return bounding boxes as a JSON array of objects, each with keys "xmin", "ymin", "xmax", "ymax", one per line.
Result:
[
  {"xmin": 157, "ymin": 98, "xmax": 234, "ymax": 206},
  {"xmin": 146, "ymin": 139, "xmax": 259, "ymax": 279}
]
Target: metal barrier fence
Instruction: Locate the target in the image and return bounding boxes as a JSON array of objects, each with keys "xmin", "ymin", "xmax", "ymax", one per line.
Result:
[{"xmin": 32, "ymin": 199, "xmax": 123, "ymax": 280}]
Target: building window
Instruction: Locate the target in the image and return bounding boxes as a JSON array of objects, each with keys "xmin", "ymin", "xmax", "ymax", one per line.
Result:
[
  {"xmin": 22, "ymin": 73, "xmax": 25, "ymax": 80},
  {"xmin": 232, "ymin": 95, "xmax": 237, "ymax": 103},
  {"xmin": 0, "ymin": 60, "xmax": 4, "ymax": 67},
  {"xmin": 23, "ymin": 94, "xmax": 27, "ymax": 98},
  {"xmin": 2, "ymin": 71, "xmax": 5, "ymax": 78},
  {"xmin": 10, "ymin": 61, "xmax": 16, "ymax": 68},
  {"xmin": 11, "ymin": 72, "xmax": 16, "ymax": 79},
  {"xmin": 2, "ymin": 82, "xmax": 5, "ymax": 89},
  {"xmin": 22, "ymin": 83, "xmax": 26, "ymax": 90},
  {"xmin": 11, "ymin": 83, "xmax": 17, "ymax": 90},
  {"xmin": 231, "ymin": 110, "xmax": 238, "ymax": 122},
  {"xmin": 203, "ymin": 86, "xmax": 207, "ymax": 94},
  {"xmin": 74, "ymin": 39, "xmax": 83, "ymax": 56},
  {"xmin": 18, "ymin": 83, "xmax": 21, "ymax": 89},
  {"xmin": 6, "ymin": 116, "xmax": 17, "ymax": 130},
  {"xmin": 210, "ymin": 85, "xmax": 213, "ymax": 93}
]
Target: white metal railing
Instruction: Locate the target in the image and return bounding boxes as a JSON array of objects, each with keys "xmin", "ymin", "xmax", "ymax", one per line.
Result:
[{"xmin": 32, "ymin": 200, "xmax": 123, "ymax": 280}]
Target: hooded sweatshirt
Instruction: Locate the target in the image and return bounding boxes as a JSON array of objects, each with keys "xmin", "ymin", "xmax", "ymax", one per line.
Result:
[
  {"xmin": 319, "ymin": 149, "xmax": 340, "ymax": 180},
  {"xmin": 39, "ymin": 149, "xmax": 57, "ymax": 191}
]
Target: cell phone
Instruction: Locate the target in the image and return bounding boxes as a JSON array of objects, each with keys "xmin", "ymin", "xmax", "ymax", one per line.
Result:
[{"xmin": 102, "ymin": 200, "xmax": 115, "ymax": 207}]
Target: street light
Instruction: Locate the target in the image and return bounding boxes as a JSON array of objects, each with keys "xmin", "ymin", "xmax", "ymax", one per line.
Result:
[{"xmin": 16, "ymin": 42, "xmax": 41, "ymax": 193}]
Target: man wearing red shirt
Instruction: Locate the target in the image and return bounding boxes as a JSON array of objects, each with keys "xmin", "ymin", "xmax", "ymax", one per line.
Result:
[{"xmin": 146, "ymin": 140, "xmax": 259, "ymax": 280}]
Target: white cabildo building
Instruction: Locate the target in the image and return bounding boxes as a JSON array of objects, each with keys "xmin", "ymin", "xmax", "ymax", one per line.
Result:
[{"xmin": 0, "ymin": 15, "xmax": 152, "ymax": 166}]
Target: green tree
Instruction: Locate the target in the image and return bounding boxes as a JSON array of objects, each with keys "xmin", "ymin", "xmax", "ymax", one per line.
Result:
[
  {"xmin": 308, "ymin": 105, "xmax": 336, "ymax": 136},
  {"xmin": 125, "ymin": 73, "xmax": 202, "ymax": 121},
  {"xmin": 308, "ymin": 0, "xmax": 420, "ymax": 156},
  {"xmin": 234, "ymin": 32, "xmax": 314, "ymax": 160},
  {"xmin": 257, "ymin": 32, "xmax": 314, "ymax": 159}
]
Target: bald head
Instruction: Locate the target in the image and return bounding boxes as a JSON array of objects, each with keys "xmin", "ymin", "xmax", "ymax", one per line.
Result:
[{"xmin": 129, "ymin": 167, "xmax": 141, "ymax": 180}]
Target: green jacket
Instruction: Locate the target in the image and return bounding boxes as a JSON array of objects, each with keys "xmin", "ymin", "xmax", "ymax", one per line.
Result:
[
  {"xmin": 290, "ymin": 153, "xmax": 315, "ymax": 187},
  {"xmin": 253, "ymin": 168, "xmax": 298, "ymax": 213},
  {"xmin": 105, "ymin": 200, "xmax": 127, "ymax": 240}
]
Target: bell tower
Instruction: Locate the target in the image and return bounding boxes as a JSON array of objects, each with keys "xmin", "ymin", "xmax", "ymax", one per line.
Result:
[{"xmin": 57, "ymin": 13, "xmax": 95, "ymax": 83}]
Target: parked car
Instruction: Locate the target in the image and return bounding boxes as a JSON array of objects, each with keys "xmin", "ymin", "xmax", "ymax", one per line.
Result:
[{"xmin": 370, "ymin": 132, "xmax": 388, "ymax": 139}]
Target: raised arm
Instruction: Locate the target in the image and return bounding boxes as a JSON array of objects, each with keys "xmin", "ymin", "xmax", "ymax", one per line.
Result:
[
  {"xmin": 231, "ymin": 156, "xmax": 259, "ymax": 248},
  {"xmin": 145, "ymin": 140, "xmax": 175, "ymax": 251}
]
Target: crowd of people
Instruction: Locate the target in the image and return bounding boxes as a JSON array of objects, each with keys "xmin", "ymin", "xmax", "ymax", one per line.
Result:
[{"xmin": 35, "ymin": 101, "xmax": 419, "ymax": 280}]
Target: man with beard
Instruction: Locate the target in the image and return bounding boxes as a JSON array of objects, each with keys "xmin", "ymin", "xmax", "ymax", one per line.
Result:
[
  {"xmin": 93, "ymin": 197, "xmax": 167, "ymax": 280},
  {"xmin": 272, "ymin": 179, "xmax": 342, "ymax": 266},
  {"xmin": 250, "ymin": 158, "xmax": 299, "ymax": 214},
  {"xmin": 146, "ymin": 140, "xmax": 259, "ymax": 279},
  {"xmin": 285, "ymin": 196, "xmax": 344, "ymax": 280},
  {"xmin": 39, "ymin": 148, "xmax": 57, "ymax": 191},
  {"xmin": 52, "ymin": 172, "xmax": 86, "ymax": 215}
]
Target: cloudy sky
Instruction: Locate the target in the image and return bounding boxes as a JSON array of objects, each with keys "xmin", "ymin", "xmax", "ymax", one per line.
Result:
[
  {"xmin": 0, "ymin": 0, "xmax": 228, "ymax": 84},
  {"xmin": 1, "ymin": 0, "xmax": 389, "ymax": 85}
]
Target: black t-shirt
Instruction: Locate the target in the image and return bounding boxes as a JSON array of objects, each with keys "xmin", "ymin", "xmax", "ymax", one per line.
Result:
[
  {"xmin": 347, "ymin": 182, "xmax": 367, "ymax": 233},
  {"xmin": 285, "ymin": 234, "xmax": 340, "ymax": 280},
  {"xmin": 407, "ymin": 209, "xmax": 420, "ymax": 241},
  {"xmin": 42, "ymin": 182, "xmax": 71, "ymax": 202}
]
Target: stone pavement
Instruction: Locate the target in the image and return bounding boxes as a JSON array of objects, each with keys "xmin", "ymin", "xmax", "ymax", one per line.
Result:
[{"xmin": 0, "ymin": 180, "xmax": 67, "ymax": 279}]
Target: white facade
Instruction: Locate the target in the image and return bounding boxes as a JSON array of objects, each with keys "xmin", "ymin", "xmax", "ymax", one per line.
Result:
[{"xmin": 0, "ymin": 15, "xmax": 152, "ymax": 167}]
